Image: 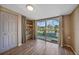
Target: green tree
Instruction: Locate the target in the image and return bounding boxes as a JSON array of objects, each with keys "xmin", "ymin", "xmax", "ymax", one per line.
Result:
[{"xmin": 54, "ymin": 25, "xmax": 59, "ymax": 35}]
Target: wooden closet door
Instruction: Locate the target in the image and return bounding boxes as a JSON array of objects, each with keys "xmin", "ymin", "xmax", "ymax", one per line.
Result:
[
  {"xmin": 0, "ymin": 12, "xmax": 9, "ymax": 53},
  {"xmin": 0, "ymin": 11, "xmax": 18, "ymax": 53},
  {"xmin": 8, "ymin": 13, "xmax": 17, "ymax": 49}
]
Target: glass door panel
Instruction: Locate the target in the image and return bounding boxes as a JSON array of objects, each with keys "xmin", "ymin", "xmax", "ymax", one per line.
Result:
[
  {"xmin": 36, "ymin": 18, "xmax": 60, "ymax": 43},
  {"xmin": 46, "ymin": 19, "xmax": 59, "ymax": 43},
  {"xmin": 36, "ymin": 20, "xmax": 46, "ymax": 40}
]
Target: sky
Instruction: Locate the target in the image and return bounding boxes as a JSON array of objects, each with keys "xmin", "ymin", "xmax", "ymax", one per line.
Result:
[{"xmin": 37, "ymin": 19, "xmax": 59, "ymax": 27}]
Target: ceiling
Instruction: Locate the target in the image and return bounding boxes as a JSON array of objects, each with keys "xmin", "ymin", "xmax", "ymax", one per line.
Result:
[{"xmin": 1, "ymin": 4, "xmax": 78, "ymax": 20}]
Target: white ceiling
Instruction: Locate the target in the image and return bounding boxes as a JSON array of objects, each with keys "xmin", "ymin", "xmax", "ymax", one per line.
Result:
[{"xmin": 1, "ymin": 4, "xmax": 78, "ymax": 20}]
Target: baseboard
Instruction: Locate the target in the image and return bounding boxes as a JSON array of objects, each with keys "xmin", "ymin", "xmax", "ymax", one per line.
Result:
[
  {"xmin": 63, "ymin": 44, "xmax": 77, "ymax": 55},
  {"xmin": 18, "ymin": 43, "xmax": 22, "ymax": 46}
]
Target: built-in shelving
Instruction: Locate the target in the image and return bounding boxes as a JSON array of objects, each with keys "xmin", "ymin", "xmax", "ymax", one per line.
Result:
[
  {"xmin": 22, "ymin": 16, "xmax": 35, "ymax": 43},
  {"xmin": 25, "ymin": 20, "xmax": 34, "ymax": 40}
]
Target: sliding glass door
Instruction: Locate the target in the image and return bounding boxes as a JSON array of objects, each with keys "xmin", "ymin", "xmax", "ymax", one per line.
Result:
[
  {"xmin": 36, "ymin": 20, "xmax": 46, "ymax": 40},
  {"xmin": 36, "ymin": 18, "xmax": 60, "ymax": 43},
  {"xmin": 46, "ymin": 19, "xmax": 59, "ymax": 43}
]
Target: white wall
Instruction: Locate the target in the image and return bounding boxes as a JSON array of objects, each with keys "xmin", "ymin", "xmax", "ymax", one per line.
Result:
[
  {"xmin": 17, "ymin": 15, "xmax": 22, "ymax": 46},
  {"xmin": 70, "ymin": 5, "xmax": 79, "ymax": 54},
  {"xmin": 63, "ymin": 15, "xmax": 71, "ymax": 46}
]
